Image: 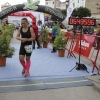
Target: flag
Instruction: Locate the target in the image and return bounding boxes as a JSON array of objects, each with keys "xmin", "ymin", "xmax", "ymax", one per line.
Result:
[{"xmin": 67, "ymin": 4, "xmax": 74, "ymax": 18}]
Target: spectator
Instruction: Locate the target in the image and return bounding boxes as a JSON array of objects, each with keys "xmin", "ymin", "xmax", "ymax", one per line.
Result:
[
  {"xmin": 37, "ymin": 20, "xmax": 43, "ymax": 48},
  {"xmin": 31, "ymin": 21, "xmax": 40, "ymax": 49},
  {"xmin": 95, "ymin": 23, "xmax": 100, "ymax": 50},
  {"xmin": 51, "ymin": 22, "xmax": 59, "ymax": 53},
  {"xmin": 88, "ymin": 26, "xmax": 94, "ymax": 35},
  {"xmin": 3, "ymin": 21, "xmax": 8, "ymax": 26},
  {"xmin": 72, "ymin": 25, "xmax": 77, "ymax": 35},
  {"xmin": 83, "ymin": 26, "xmax": 88, "ymax": 34}
]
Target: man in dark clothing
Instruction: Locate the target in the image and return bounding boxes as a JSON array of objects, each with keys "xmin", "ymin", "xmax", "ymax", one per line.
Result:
[
  {"xmin": 51, "ymin": 22, "xmax": 59, "ymax": 53},
  {"xmin": 95, "ymin": 24, "xmax": 100, "ymax": 50},
  {"xmin": 31, "ymin": 22, "xmax": 40, "ymax": 49}
]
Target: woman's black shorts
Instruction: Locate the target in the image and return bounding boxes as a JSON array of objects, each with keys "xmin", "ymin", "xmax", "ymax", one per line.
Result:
[{"xmin": 19, "ymin": 44, "xmax": 32, "ymax": 56}]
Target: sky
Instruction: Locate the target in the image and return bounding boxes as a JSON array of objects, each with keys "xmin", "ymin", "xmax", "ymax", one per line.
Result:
[
  {"xmin": 0, "ymin": 0, "xmax": 66, "ymax": 11},
  {"xmin": 0, "ymin": 0, "xmax": 66, "ymax": 6}
]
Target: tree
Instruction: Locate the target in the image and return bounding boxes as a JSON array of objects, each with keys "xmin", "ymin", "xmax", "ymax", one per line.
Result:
[
  {"xmin": 71, "ymin": 7, "xmax": 91, "ymax": 18},
  {"xmin": 60, "ymin": 9, "xmax": 66, "ymax": 16},
  {"xmin": 51, "ymin": 15, "xmax": 58, "ymax": 21}
]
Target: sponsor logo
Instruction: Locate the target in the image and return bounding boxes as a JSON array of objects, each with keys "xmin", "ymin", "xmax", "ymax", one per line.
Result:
[
  {"xmin": 45, "ymin": 7, "xmax": 64, "ymax": 19},
  {"xmin": 79, "ymin": 40, "xmax": 90, "ymax": 48},
  {"xmin": 0, "ymin": 6, "xmax": 17, "ymax": 18}
]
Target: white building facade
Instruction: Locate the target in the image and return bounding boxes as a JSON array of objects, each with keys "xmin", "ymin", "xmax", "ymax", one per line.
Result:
[
  {"xmin": 45, "ymin": 0, "xmax": 66, "ymax": 10},
  {"xmin": 44, "ymin": 0, "xmax": 66, "ymax": 22},
  {"xmin": 69, "ymin": 0, "xmax": 86, "ymax": 8}
]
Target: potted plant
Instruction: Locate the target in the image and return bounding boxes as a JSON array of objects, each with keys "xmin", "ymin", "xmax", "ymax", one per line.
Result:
[
  {"xmin": 0, "ymin": 24, "xmax": 15, "ymax": 38},
  {"xmin": 0, "ymin": 25, "xmax": 15, "ymax": 66},
  {"xmin": 42, "ymin": 29, "xmax": 49, "ymax": 48},
  {"xmin": 53, "ymin": 28, "xmax": 67, "ymax": 57}
]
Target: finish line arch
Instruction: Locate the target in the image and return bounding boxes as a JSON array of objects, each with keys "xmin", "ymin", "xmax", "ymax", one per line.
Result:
[
  {"xmin": 0, "ymin": 4, "xmax": 68, "ymax": 28},
  {"xmin": 9, "ymin": 12, "xmax": 36, "ymax": 23}
]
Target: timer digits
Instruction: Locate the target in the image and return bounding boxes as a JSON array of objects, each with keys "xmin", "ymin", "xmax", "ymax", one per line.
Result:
[{"xmin": 69, "ymin": 17, "xmax": 96, "ymax": 26}]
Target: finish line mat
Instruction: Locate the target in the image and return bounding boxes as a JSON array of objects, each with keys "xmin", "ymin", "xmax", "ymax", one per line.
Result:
[
  {"xmin": 0, "ymin": 44, "xmax": 98, "ymax": 82},
  {"xmin": 0, "ymin": 77, "xmax": 93, "ymax": 93}
]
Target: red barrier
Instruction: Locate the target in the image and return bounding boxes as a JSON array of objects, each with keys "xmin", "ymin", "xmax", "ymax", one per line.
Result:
[
  {"xmin": 73, "ymin": 34, "xmax": 95, "ymax": 58},
  {"xmin": 72, "ymin": 34, "xmax": 99, "ymax": 73},
  {"xmin": 48, "ymin": 31, "xmax": 99, "ymax": 73},
  {"xmin": 65, "ymin": 32, "xmax": 76, "ymax": 58}
]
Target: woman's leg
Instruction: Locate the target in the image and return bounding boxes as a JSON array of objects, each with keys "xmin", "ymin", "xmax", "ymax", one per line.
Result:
[
  {"xmin": 36, "ymin": 36, "xmax": 40, "ymax": 48},
  {"xmin": 37, "ymin": 35, "xmax": 41, "ymax": 48},
  {"xmin": 19, "ymin": 55, "xmax": 26, "ymax": 74},
  {"xmin": 38, "ymin": 35, "xmax": 42, "ymax": 47},
  {"xmin": 51, "ymin": 37, "xmax": 56, "ymax": 53},
  {"xmin": 26, "ymin": 56, "xmax": 31, "ymax": 73},
  {"xmin": 24, "ymin": 54, "xmax": 31, "ymax": 77},
  {"xmin": 19, "ymin": 44, "xmax": 26, "ymax": 74}
]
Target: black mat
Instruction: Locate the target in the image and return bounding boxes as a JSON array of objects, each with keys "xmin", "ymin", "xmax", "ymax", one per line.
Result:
[
  {"xmin": 0, "ymin": 77, "xmax": 93, "ymax": 93},
  {"xmin": 43, "ymin": 77, "xmax": 93, "ymax": 89},
  {"xmin": 0, "ymin": 80, "xmax": 46, "ymax": 93}
]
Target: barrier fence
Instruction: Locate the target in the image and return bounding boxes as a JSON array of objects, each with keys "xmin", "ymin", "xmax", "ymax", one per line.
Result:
[{"xmin": 48, "ymin": 32, "xmax": 99, "ymax": 73}]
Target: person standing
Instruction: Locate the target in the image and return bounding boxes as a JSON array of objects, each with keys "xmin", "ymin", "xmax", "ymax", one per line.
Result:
[
  {"xmin": 51, "ymin": 22, "xmax": 59, "ymax": 53},
  {"xmin": 31, "ymin": 21, "xmax": 39, "ymax": 49},
  {"xmin": 16, "ymin": 18, "xmax": 35, "ymax": 77},
  {"xmin": 37, "ymin": 20, "xmax": 44, "ymax": 48},
  {"xmin": 95, "ymin": 23, "xmax": 100, "ymax": 50}
]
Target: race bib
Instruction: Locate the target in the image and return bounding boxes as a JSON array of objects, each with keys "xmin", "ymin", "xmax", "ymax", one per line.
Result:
[{"xmin": 24, "ymin": 45, "xmax": 33, "ymax": 53}]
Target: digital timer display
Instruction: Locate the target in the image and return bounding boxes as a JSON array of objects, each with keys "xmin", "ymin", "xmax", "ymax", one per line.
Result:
[{"xmin": 68, "ymin": 17, "xmax": 96, "ymax": 26}]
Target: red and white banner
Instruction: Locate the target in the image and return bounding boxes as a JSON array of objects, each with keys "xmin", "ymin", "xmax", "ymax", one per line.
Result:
[
  {"xmin": 9, "ymin": 12, "xmax": 36, "ymax": 22},
  {"xmin": 73, "ymin": 34, "xmax": 95, "ymax": 58}
]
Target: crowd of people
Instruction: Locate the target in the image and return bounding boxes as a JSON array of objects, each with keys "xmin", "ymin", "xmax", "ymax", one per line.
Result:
[
  {"xmin": 44, "ymin": 21, "xmax": 66, "ymax": 29},
  {"xmin": 72, "ymin": 24, "xmax": 100, "ymax": 50},
  {"xmin": 72, "ymin": 25, "xmax": 95, "ymax": 35}
]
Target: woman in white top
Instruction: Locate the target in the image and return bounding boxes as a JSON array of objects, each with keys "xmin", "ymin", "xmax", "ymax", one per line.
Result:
[
  {"xmin": 37, "ymin": 20, "xmax": 43, "ymax": 48},
  {"xmin": 38, "ymin": 25, "xmax": 42, "ymax": 35}
]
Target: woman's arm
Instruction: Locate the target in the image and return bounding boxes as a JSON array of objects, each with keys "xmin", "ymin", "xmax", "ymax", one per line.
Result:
[{"xmin": 16, "ymin": 28, "xmax": 23, "ymax": 41}]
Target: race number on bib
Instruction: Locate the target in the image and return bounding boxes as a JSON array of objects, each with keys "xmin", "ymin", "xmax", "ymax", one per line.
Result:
[{"xmin": 24, "ymin": 45, "xmax": 33, "ymax": 53}]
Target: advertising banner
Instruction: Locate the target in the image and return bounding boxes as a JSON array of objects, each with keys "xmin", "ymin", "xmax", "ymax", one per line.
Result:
[{"xmin": 73, "ymin": 34, "xmax": 95, "ymax": 58}]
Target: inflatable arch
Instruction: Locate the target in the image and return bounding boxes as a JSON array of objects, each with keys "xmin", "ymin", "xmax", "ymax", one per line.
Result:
[
  {"xmin": 0, "ymin": 4, "xmax": 68, "ymax": 27},
  {"xmin": 9, "ymin": 12, "xmax": 36, "ymax": 23}
]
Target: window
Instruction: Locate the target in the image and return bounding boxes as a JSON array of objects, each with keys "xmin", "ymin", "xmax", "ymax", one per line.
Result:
[
  {"xmin": 73, "ymin": 3, "xmax": 75, "ymax": 8},
  {"xmin": 78, "ymin": 0, "xmax": 79, "ymax": 3}
]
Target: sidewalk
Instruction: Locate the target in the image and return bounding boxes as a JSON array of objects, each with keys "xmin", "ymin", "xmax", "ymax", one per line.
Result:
[
  {"xmin": 86, "ymin": 75, "xmax": 100, "ymax": 91},
  {"xmin": 0, "ymin": 82, "xmax": 100, "ymax": 100}
]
